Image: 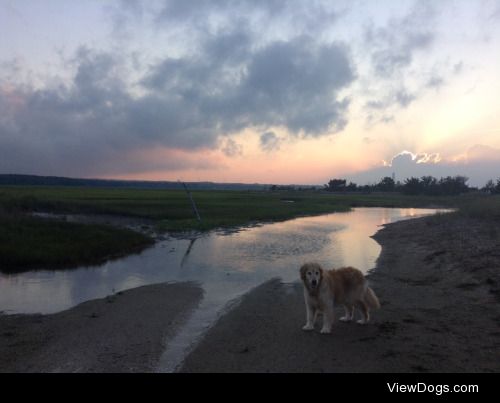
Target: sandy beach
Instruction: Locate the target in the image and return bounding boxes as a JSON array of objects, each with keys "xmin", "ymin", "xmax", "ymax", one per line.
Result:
[
  {"xmin": 0, "ymin": 282, "xmax": 202, "ymax": 372},
  {"xmin": 1, "ymin": 213, "xmax": 499, "ymax": 372}
]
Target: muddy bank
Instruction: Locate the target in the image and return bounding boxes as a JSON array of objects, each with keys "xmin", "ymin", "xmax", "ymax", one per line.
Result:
[
  {"xmin": 0, "ymin": 282, "xmax": 202, "ymax": 372},
  {"xmin": 180, "ymin": 214, "xmax": 500, "ymax": 372}
]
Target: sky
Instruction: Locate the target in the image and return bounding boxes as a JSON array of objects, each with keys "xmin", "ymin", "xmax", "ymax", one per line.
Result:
[{"xmin": 1, "ymin": 0, "xmax": 500, "ymax": 186}]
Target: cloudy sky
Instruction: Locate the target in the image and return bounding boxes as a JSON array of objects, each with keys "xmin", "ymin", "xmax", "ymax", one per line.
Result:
[{"xmin": 1, "ymin": 0, "xmax": 500, "ymax": 186}]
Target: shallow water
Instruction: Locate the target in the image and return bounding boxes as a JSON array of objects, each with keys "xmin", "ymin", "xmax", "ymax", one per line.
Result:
[
  {"xmin": 0, "ymin": 207, "xmax": 439, "ymax": 315},
  {"xmin": 0, "ymin": 208, "xmax": 448, "ymax": 370}
]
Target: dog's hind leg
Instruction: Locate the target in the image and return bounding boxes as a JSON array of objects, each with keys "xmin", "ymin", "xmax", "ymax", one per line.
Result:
[
  {"xmin": 340, "ymin": 305, "xmax": 354, "ymax": 322},
  {"xmin": 355, "ymin": 301, "xmax": 370, "ymax": 324},
  {"xmin": 320, "ymin": 303, "xmax": 334, "ymax": 334}
]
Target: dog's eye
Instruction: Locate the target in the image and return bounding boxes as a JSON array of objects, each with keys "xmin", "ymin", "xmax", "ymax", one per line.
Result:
[{"xmin": 307, "ymin": 272, "xmax": 311, "ymax": 275}]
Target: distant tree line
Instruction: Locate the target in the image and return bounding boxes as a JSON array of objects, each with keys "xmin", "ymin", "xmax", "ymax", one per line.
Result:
[
  {"xmin": 482, "ymin": 179, "xmax": 500, "ymax": 195},
  {"xmin": 323, "ymin": 176, "xmax": 500, "ymax": 196},
  {"xmin": 269, "ymin": 184, "xmax": 318, "ymax": 191}
]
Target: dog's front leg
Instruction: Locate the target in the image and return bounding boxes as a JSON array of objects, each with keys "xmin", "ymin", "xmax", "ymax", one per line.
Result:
[
  {"xmin": 302, "ymin": 298, "xmax": 316, "ymax": 331},
  {"xmin": 320, "ymin": 302, "xmax": 334, "ymax": 334}
]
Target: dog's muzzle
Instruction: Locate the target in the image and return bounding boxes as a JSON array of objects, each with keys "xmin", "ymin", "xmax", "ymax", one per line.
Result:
[{"xmin": 311, "ymin": 279, "xmax": 318, "ymax": 288}]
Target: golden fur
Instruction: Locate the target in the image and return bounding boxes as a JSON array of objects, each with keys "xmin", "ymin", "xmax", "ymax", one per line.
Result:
[{"xmin": 300, "ymin": 262, "xmax": 380, "ymax": 333}]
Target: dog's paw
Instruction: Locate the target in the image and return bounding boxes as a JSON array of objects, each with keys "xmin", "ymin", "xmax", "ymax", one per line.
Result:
[
  {"xmin": 339, "ymin": 316, "xmax": 352, "ymax": 322},
  {"xmin": 356, "ymin": 319, "xmax": 368, "ymax": 325},
  {"xmin": 320, "ymin": 327, "xmax": 332, "ymax": 334},
  {"xmin": 302, "ymin": 324, "xmax": 314, "ymax": 331}
]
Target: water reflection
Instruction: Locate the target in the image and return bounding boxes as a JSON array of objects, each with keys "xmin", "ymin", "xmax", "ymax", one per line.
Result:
[{"xmin": 0, "ymin": 208, "xmax": 447, "ymax": 315}]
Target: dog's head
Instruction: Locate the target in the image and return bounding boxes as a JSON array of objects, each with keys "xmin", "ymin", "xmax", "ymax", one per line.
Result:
[{"xmin": 300, "ymin": 262, "xmax": 323, "ymax": 293}]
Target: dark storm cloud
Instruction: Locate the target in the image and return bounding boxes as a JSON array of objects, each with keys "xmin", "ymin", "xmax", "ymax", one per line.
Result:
[
  {"xmin": 141, "ymin": 26, "xmax": 253, "ymax": 94},
  {"xmin": 238, "ymin": 38, "xmax": 353, "ymax": 134},
  {"xmin": 141, "ymin": 1, "xmax": 352, "ymax": 137},
  {"xmin": 0, "ymin": 1, "xmax": 356, "ymax": 176},
  {"xmin": 0, "ymin": 48, "xmax": 220, "ymax": 176},
  {"xmin": 1, "ymin": 34, "xmax": 355, "ymax": 176},
  {"xmin": 142, "ymin": 34, "xmax": 355, "ymax": 135}
]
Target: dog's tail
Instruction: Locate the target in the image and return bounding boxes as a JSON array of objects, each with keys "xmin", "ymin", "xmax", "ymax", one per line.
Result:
[{"xmin": 364, "ymin": 287, "xmax": 380, "ymax": 309}]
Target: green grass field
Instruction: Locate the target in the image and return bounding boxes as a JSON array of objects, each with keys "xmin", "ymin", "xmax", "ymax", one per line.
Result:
[
  {"xmin": 0, "ymin": 212, "xmax": 154, "ymax": 273},
  {"xmin": 1, "ymin": 185, "xmax": 499, "ymax": 273},
  {"xmin": 0, "ymin": 185, "xmax": 467, "ymax": 229}
]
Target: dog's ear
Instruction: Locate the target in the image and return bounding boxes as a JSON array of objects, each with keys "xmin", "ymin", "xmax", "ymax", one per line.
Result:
[{"xmin": 299, "ymin": 263, "xmax": 308, "ymax": 281}]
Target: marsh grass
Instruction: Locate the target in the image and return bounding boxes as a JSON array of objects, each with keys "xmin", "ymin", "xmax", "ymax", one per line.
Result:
[
  {"xmin": 0, "ymin": 212, "xmax": 154, "ymax": 273},
  {"xmin": 454, "ymin": 194, "xmax": 500, "ymax": 220},
  {"xmin": 0, "ymin": 186, "xmax": 460, "ymax": 230},
  {"xmin": 1, "ymin": 186, "xmax": 499, "ymax": 273}
]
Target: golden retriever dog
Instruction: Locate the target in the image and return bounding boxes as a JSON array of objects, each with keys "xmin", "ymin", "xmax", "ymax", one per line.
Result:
[{"xmin": 300, "ymin": 262, "xmax": 380, "ymax": 334}]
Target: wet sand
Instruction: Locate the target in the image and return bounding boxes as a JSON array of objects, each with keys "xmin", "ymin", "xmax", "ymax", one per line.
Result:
[
  {"xmin": 0, "ymin": 282, "xmax": 202, "ymax": 372},
  {"xmin": 181, "ymin": 214, "xmax": 500, "ymax": 372}
]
